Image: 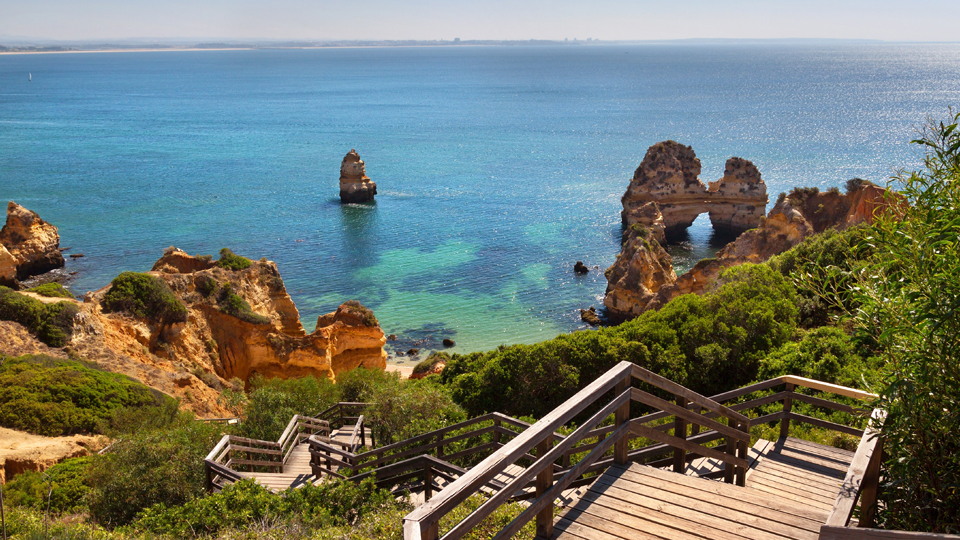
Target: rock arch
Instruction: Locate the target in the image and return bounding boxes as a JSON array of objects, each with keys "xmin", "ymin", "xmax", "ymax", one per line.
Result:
[{"xmin": 621, "ymin": 141, "xmax": 768, "ymax": 237}]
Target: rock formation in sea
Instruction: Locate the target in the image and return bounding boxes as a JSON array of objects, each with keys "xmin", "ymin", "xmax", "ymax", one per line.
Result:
[
  {"xmin": 603, "ymin": 202, "xmax": 676, "ymax": 321},
  {"xmin": 621, "ymin": 141, "xmax": 767, "ymax": 237},
  {"xmin": 605, "ymin": 167, "xmax": 902, "ymax": 320},
  {"xmin": 0, "ymin": 201, "xmax": 65, "ymax": 286},
  {"xmin": 339, "ymin": 149, "xmax": 377, "ymax": 203}
]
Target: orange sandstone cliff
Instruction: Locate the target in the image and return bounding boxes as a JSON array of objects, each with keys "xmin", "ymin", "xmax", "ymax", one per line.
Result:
[{"xmin": 605, "ymin": 142, "xmax": 902, "ymax": 321}]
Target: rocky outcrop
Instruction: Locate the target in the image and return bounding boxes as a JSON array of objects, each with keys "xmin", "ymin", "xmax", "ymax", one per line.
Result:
[
  {"xmin": 0, "ymin": 201, "xmax": 65, "ymax": 284},
  {"xmin": 0, "ymin": 245, "xmax": 16, "ymax": 287},
  {"xmin": 0, "ymin": 427, "xmax": 107, "ymax": 483},
  {"xmin": 638, "ymin": 182, "xmax": 902, "ymax": 312},
  {"xmin": 1, "ymin": 247, "xmax": 387, "ymax": 418},
  {"xmin": 83, "ymin": 249, "xmax": 387, "ymax": 386},
  {"xmin": 603, "ymin": 202, "xmax": 676, "ymax": 320},
  {"xmin": 621, "ymin": 142, "xmax": 767, "ymax": 236},
  {"xmin": 606, "ymin": 145, "xmax": 904, "ymax": 321},
  {"xmin": 339, "ymin": 149, "xmax": 377, "ymax": 203},
  {"xmin": 574, "ymin": 261, "xmax": 589, "ymax": 274}
]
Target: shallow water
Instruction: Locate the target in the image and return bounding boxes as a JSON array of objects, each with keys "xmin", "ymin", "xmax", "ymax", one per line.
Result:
[{"xmin": 1, "ymin": 43, "xmax": 959, "ymax": 361}]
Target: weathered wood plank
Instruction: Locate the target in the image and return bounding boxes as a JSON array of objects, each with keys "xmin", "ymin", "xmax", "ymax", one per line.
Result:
[
  {"xmin": 593, "ymin": 474, "xmax": 819, "ymax": 540},
  {"xmin": 819, "ymin": 526, "xmax": 960, "ymax": 539},
  {"xmin": 630, "ymin": 364, "xmax": 750, "ymax": 425},
  {"xmin": 779, "ymin": 376, "xmax": 877, "ymax": 401},
  {"xmin": 825, "ymin": 409, "xmax": 885, "ymax": 528},
  {"xmin": 613, "ymin": 466, "xmax": 825, "ymax": 533}
]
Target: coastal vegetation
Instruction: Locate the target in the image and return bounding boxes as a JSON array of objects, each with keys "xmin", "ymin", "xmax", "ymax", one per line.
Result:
[
  {"xmin": 215, "ymin": 248, "xmax": 252, "ymax": 271},
  {"xmin": 27, "ymin": 282, "xmax": 75, "ymax": 299},
  {"xmin": 0, "ymin": 287, "xmax": 79, "ymax": 347},
  {"xmin": 0, "ymin": 354, "xmax": 165, "ymax": 436},
  {"xmin": 2, "ymin": 112, "xmax": 958, "ymax": 537},
  {"xmin": 101, "ymin": 271, "xmax": 188, "ymax": 324}
]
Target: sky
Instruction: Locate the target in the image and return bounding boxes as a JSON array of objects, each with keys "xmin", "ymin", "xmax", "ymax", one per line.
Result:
[{"xmin": 2, "ymin": 0, "xmax": 959, "ymax": 43}]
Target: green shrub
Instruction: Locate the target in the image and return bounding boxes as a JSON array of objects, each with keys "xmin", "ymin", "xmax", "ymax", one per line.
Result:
[
  {"xmin": 413, "ymin": 352, "xmax": 450, "ymax": 378},
  {"xmin": 758, "ymin": 326, "xmax": 879, "ymax": 389},
  {"xmin": 130, "ymin": 477, "xmax": 403, "ymax": 538},
  {"xmin": 194, "ymin": 274, "xmax": 218, "ymax": 297},
  {"xmin": 101, "ymin": 272, "xmax": 187, "ymax": 324},
  {"xmin": 0, "ymin": 354, "xmax": 160, "ymax": 436},
  {"xmin": 852, "ymin": 111, "xmax": 960, "ymax": 533},
  {"xmin": 770, "ymin": 225, "xmax": 871, "ymax": 328},
  {"xmin": 0, "ymin": 286, "xmax": 78, "ymax": 347},
  {"xmin": 441, "ymin": 263, "xmax": 799, "ymax": 418},
  {"xmin": 216, "ymin": 248, "xmax": 252, "ymax": 271},
  {"xmin": 217, "ymin": 283, "xmax": 271, "ymax": 325},
  {"xmin": 339, "ymin": 368, "xmax": 465, "ymax": 445},
  {"xmin": 238, "ymin": 374, "xmax": 340, "ymax": 441},
  {"xmin": 86, "ymin": 414, "xmax": 224, "ymax": 527},
  {"xmin": 3, "ymin": 456, "xmax": 92, "ymax": 514},
  {"xmin": 28, "ymin": 282, "xmax": 74, "ymax": 299},
  {"xmin": 343, "ymin": 299, "xmax": 379, "ymax": 326}
]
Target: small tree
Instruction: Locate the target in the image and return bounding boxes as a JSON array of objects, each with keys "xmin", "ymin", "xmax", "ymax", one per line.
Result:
[{"xmin": 853, "ymin": 110, "xmax": 960, "ymax": 533}]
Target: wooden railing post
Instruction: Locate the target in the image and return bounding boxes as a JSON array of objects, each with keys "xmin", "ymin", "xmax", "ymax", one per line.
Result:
[
  {"xmin": 674, "ymin": 395, "xmax": 689, "ymax": 473},
  {"xmin": 436, "ymin": 433, "xmax": 444, "ymax": 459},
  {"xmin": 493, "ymin": 418, "xmax": 501, "ymax": 445},
  {"xmin": 535, "ymin": 436, "xmax": 554, "ymax": 539},
  {"xmin": 724, "ymin": 417, "xmax": 736, "ymax": 484},
  {"xmin": 424, "ymin": 461, "xmax": 434, "ymax": 500},
  {"xmin": 858, "ymin": 438, "xmax": 884, "ymax": 528},
  {"xmin": 735, "ymin": 419, "xmax": 749, "ymax": 487},
  {"xmin": 690, "ymin": 406, "xmax": 701, "ymax": 436},
  {"xmin": 614, "ymin": 375, "xmax": 631, "ymax": 465},
  {"xmin": 780, "ymin": 382, "xmax": 795, "ymax": 440}
]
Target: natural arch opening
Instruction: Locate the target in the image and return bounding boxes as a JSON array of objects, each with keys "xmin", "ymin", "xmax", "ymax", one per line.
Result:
[{"xmin": 663, "ymin": 213, "xmax": 741, "ymax": 274}]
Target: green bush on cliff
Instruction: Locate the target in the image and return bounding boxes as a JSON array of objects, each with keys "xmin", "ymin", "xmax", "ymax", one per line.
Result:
[
  {"xmin": 0, "ymin": 286, "xmax": 78, "ymax": 347},
  {"xmin": 0, "ymin": 354, "xmax": 160, "ymax": 436},
  {"xmin": 101, "ymin": 272, "xmax": 188, "ymax": 324},
  {"xmin": 441, "ymin": 263, "xmax": 799, "ymax": 418},
  {"xmin": 769, "ymin": 225, "xmax": 872, "ymax": 328},
  {"xmin": 216, "ymin": 283, "xmax": 271, "ymax": 325},
  {"xmin": 216, "ymin": 247, "xmax": 252, "ymax": 271},
  {"xmin": 28, "ymin": 282, "xmax": 74, "ymax": 298},
  {"xmin": 343, "ymin": 299, "xmax": 379, "ymax": 326}
]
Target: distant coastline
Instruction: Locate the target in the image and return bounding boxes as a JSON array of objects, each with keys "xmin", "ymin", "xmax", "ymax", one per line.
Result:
[{"xmin": 0, "ymin": 37, "xmax": 908, "ymax": 55}]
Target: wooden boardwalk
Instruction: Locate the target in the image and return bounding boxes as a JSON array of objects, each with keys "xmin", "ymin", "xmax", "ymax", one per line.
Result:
[
  {"xmin": 239, "ymin": 425, "xmax": 359, "ymax": 492},
  {"xmin": 555, "ymin": 437, "xmax": 855, "ymax": 540}
]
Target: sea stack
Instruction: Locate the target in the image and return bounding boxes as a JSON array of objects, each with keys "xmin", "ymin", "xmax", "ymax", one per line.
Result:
[{"xmin": 339, "ymin": 149, "xmax": 377, "ymax": 203}]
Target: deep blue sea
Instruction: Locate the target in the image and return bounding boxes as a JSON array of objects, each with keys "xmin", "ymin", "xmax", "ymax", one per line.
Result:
[{"xmin": 2, "ymin": 44, "xmax": 959, "ymax": 362}]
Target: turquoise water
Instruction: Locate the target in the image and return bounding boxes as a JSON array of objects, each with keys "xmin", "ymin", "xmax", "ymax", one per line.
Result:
[{"xmin": 2, "ymin": 44, "xmax": 959, "ymax": 361}]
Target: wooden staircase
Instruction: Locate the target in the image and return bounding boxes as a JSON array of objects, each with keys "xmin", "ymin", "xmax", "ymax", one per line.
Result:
[{"xmin": 555, "ymin": 436, "xmax": 856, "ymax": 540}]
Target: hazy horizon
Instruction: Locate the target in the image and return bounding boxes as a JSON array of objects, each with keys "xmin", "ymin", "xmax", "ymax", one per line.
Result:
[{"xmin": 3, "ymin": 0, "xmax": 960, "ymax": 43}]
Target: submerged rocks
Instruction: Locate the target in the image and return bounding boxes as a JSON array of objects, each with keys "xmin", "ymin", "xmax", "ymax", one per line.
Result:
[
  {"xmin": 339, "ymin": 149, "xmax": 377, "ymax": 203},
  {"xmin": 580, "ymin": 307, "xmax": 601, "ymax": 326},
  {"xmin": 621, "ymin": 141, "xmax": 767, "ymax": 236},
  {"xmin": 0, "ymin": 201, "xmax": 65, "ymax": 284}
]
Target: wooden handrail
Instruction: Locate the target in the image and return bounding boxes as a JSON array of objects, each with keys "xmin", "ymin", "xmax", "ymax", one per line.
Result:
[
  {"xmin": 825, "ymin": 408, "xmax": 886, "ymax": 529},
  {"xmin": 403, "ymin": 361, "xmax": 755, "ymax": 540},
  {"xmin": 780, "ymin": 375, "xmax": 878, "ymax": 401}
]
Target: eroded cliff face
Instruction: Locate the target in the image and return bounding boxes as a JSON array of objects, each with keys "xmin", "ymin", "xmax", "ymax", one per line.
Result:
[
  {"xmin": 621, "ymin": 141, "xmax": 767, "ymax": 236},
  {"xmin": 606, "ymin": 154, "xmax": 900, "ymax": 320},
  {"xmin": 0, "ymin": 201, "xmax": 65, "ymax": 285},
  {"xmin": 1, "ymin": 247, "xmax": 387, "ymax": 418},
  {"xmin": 603, "ymin": 202, "xmax": 676, "ymax": 320}
]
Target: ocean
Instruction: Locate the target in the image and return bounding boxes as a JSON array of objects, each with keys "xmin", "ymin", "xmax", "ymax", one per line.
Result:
[{"xmin": 2, "ymin": 43, "xmax": 959, "ymax": 362}]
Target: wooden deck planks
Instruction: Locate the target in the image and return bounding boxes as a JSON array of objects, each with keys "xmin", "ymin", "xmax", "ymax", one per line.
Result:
[{"xmin": 556, "ymin": 436, "xmax": 857, "ymax": 539}]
